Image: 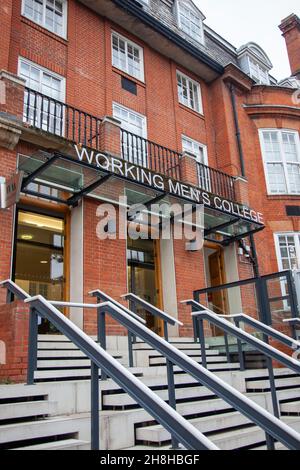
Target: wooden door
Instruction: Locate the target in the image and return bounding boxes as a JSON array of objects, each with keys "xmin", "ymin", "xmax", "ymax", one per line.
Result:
[{"xmin": 208, "ymin": 249, "xmax": 228, "ymax": 336}]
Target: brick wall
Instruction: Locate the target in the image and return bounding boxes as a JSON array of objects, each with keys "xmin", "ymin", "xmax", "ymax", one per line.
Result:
[{"xmin": 0, "ymin": 300, "xmax": 29, "ymax": 383}]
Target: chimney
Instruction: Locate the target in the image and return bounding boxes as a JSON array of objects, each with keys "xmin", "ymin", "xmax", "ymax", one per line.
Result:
[{"xmin": 279, "ymin": 14, "xmax": 300, "ymax": 77}]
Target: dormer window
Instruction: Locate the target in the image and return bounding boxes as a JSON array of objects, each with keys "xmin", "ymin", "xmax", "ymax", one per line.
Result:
[
  {"xmin": 248, "ymin": 57, "xmax": 270, "ymax": 85},
  {"xmin": 237, "ymin": 43, "xmax": 272, "ymax": 86},
  {"xmin": 177, "ymin": 1, "xmax": 204, "ymax": 44}
]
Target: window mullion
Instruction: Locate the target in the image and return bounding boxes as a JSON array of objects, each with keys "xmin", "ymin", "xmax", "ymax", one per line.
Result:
[
  {"xmin": 279, "ymin": 131, "xmax": 290, "ymax": 194},
  {"xmin": 43, "ymin": 0, "xmax": 46, "ymax": 28}
]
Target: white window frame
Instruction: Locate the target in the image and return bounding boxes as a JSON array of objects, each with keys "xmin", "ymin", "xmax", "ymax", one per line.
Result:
[
  {"xmin": 113, "ymin": 102, "xmax": 148, "ymax": 167},
  {"xmin": 21, "ymin": 0, "xmax": 68, "ymax": 39},
  {"xmin": 275, "ymin": 233, "xmax": 300, "ymax": 272},
  {"xmin": 111, "ymin": 31, "xmax": 145, "ymax": 82},
  {"xmin": 177, "ymin": 70, "xmax": 203, "ymax": 114},
  {"xmin": 182, "ymin": 135, "xmax": 208, "ymax": 164},
  {"xmin": 176, "ymin": 0, "xmax": 204, "ymax": 44},
  {"xmin": 182, "ymin": 135, "xmax": 210, "ymax": 191},
  {"xmin": 247, "ymin": 56, "xmax": 270, "ymax": 85},
  {"xmin": 18, "ymin": 57, "xmax": 66, "ymax": 135},
  {"xmin": 259, "ymin": 129, "xmax": 300, "ymax": 195},
  {"xmin": 274, "ymin": 233, "xmax": 300, "ymax": 309}
]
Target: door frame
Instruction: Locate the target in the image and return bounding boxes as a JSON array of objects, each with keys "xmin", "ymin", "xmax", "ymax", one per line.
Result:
[
  {"xmin": 12, "ymin": 197, "xmax": 70, "ymax": 308},
  {"xmin": 204, "ymin": 241, "xmax": 229, "ymax": 311}
]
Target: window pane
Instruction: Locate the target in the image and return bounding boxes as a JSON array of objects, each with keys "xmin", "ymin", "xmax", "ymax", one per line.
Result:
[
  {"xmin": 287, "ymin": 164, "xmax": 300, "ymax": 194},
  {"xmin": 177, "ymin": 72, "xmax": 201, "ymax": 112},
  {"xmin": 283, "ymin": 133, "xmax": 298, "ymax": 162},
  {"xmin": 112, "ymin": 33, "xmax": 142, "ymax": 80},
  {"xmin": 267, "ymin": 163, "xmax": 287, "ymax": 193},
  {"xmin": 263, "ymin": 132, "xmax": 281, "ymax": 161},
  {"xmin": 23, "ymin": 0, "xmax": 65, "ymax": 36}
]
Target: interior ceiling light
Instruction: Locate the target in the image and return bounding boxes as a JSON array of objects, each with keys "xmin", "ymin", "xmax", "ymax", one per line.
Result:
[{"xmin": 21, "ymin": 234, "xmax": 33, "ymax": 240}]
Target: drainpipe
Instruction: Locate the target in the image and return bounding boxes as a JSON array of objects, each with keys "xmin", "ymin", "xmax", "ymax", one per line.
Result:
[
  {"xmin": 229, "ymin": 84, "xmax": 246, "ymax": 178},
  {"xmin": 229, "ymin": 83, "xmax": 259, "ymax": 276}
]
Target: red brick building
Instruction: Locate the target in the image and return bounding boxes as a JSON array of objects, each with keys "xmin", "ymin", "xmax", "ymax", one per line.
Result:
[{"xmin": 0, "ymin": 0, "xmax": 299, "ymax": 380}]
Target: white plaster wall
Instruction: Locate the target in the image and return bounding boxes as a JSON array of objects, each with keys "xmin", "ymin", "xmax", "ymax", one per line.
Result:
[
  {"xmin": 160, "ymin": 238, "xmax": 178, "ymax": 337},
  {"xmin": 69, "ymin": 201, "xmax": 84, "ymax": 328}
]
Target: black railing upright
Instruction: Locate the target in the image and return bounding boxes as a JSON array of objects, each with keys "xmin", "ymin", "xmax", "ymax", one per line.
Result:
[
  {"xmin": 23, "ymin": 88, "xmax": 237, "ymax": 202},
  {"xmin": 120, "ymin": 128, "xmax": 181, "ymax": 180},
  {"xmin": 197, "ymin": 162, "xmax": 236, "ymax": 201},
  {"xmin": 24, "ymin": 88, "xmax": 102, "ymax": 149}
]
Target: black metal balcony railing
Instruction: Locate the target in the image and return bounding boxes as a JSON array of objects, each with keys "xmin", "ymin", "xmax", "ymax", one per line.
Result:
[
  {"xmin": 23, "ymin": 87, "xmax": 236, "ymax": 201},
  {"xmin": 24, "ymin": 87, "xmax": 103, "ymax": 149},
  {"xmin": 197, "ymin": 162, "xmax": 236, "ymax": 201},
  {"xmin": 120, "ymin": 129, "xmax": 181, "ymax": 180}
]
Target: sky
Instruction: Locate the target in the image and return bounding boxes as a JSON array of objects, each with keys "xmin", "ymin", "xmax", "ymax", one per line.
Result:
[{"xmin": 194, "ymin": 0, "xmax": 299, "ymax": 80}]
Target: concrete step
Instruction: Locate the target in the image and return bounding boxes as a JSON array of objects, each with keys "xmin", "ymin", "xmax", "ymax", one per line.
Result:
[
  {"xmin": 0, "ymin": 401, "xmax": 57, "ymax": 421},
  {"xmin": 211, "ymin": 416, "xmax": 300, "ymax": 450},
  {"xmin": 149, "ymin": 355, "xmax": 228, "ymax": 366},
  {"xmin": 0, "ymin": 384, "xmax": 46, "ymax": 400},
  {"xmin": 14, "ymin": 438, "xmax": 90, "ymax": 450},
  {"xmin": 173, "ymin": 363, "xmax": 240, "ymax": 372},
  {"xmin": 136, "ymin": 411, "xmax": 252, "ymax": 444},
  {"xmin": 37, "ymin": 358, "xmax": 122, "ymax": 369},
  {"xmin": 133, "ymin": 342, "xmax": 210, "ymax": 351},
  {"xmin": 37, "ymin": 349, "xmax": 122, "ymax": 359},
  {"xmin": 246, "ymin": 376, "xmax": 300, "ymax": 391},
  {"xmin": 34, "ymin": 367, "xmax": 144, "ymax": 381},
  {"xmin": 210, "ymin": 425, "xmax": 266, "ymax": 450},
  {"xmin": 103, "ymin": 384, "xmax": 216, "ymax": 408},
  {"xmin": 38, "ymin": 343, "xmax": 82, "ymax": 350},
  {"xmin": 0, "ymin": 413, "xmax": 89, "ymax": 446},
  {"xmin": 280, "ymin": 401, "xmax": 300, "ymax": 415}
]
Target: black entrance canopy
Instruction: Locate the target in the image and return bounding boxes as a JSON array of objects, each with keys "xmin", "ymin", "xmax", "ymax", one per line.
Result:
[{"xmin": 17, "ymin": 150, "xmax": 265, "ymax": 245}]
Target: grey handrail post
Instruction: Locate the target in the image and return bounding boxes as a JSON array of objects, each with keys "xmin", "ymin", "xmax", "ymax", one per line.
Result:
[
  {"xmin": 266, "ymin": 432, "xmax": 276, "ymax": 451},
  {"xmin": 27, "ymin": 307, "xmax": 38, "ymax": 386},
  {"xmin": 91, "ymin": 361, "xmax": 100, "ymax": 450},
  {"xmin": 233, "ymin": 319, "xmax": 245, "ymax": 371},
  {"xmin": 197, "ymin": 317, "xmax": 207, "ymax": 369},
  {"xmin": 127, "ymin": 298, "xmax": 135, "ymax": 368},
  {"xmin": 262, "ymin": 333, "xmax": 280, "ymax": 419},
  {"xmin": 163, "ymin": 320, "xmax": 178, "ymax": 448},
  {"xmin": 224, "ymin": 333, "xmax": 231, "ymax": 363},
  {"xmin": 97, "ymin": 308, "xmax": 107, "ymax": 381},
  {"xmin": 128, "ymin": 332, "xmax": 134, "ymax": 368}
]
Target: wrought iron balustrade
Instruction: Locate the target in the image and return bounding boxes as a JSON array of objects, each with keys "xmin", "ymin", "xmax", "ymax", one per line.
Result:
[
  {"xmin": 120, "ymin": 128, "xmax": 181, "ymax": 180},
  {"xmin": 24, "ymin": 87, "xmax": 102, "ymax": 149},
  {"xmin": 23, "ymin": 88, "xmax": 237, "ymax": 202},
  {"xmin": 197, "ymin": 162, "xmax": 236, "ymax": 201}
]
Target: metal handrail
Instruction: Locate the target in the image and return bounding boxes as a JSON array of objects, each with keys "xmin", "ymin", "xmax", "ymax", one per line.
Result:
[
  {"xmin": 92, "ymin": 300, "xmax": 300, "ymax": 450},
  {"xmin": 3, "ymin": 280, "xmax": 300, "ymax": 449},
  {"xmin": 54, "ymin": 292, "xmax": 300, "ymax": 449},
  {"xmin": 283, "ymin": 318, "xmax": 300, "ymax": 340},
  {"xmin": 182, "ymin": 299, "xmax": 300, "ymax": 431},
  {"xmin": 186, "ymin": 304, "xmax": 300, "ymax": 352},
  {"xmin": 120, "ymin": 292, "xmax": 183, "ymax": 332},
  {"xmin": 0, "ymin": 282, "xmax": 218, "ymax": 451},
  {"xmin": 26, "ymin": 295, "xmax": 219, "ymax": 450}
]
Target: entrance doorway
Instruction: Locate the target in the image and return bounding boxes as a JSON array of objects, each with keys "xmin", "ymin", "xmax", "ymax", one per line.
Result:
[
  {"xmin": 127, "ymin": 238, "xmax": 162, "ymax": 335},
  {"xmin": 13, "ymin": 209, "xmax": 66, "ymax": 333},
  {"xmin": 204, "ymin": 242, "xmax": 228, "ymax": 336}
]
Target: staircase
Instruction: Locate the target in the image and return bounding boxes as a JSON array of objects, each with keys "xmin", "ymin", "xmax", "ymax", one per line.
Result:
[{"xmin": 0, "ymin": 335, "xmax": 300, "ymax": 450}]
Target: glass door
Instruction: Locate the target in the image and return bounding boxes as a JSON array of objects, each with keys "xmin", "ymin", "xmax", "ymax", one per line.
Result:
[
  {"xmin": 14, "ymin": 210, "xmax": 65, "ymax": 333},
  {"xmin": 127, "ymin": 238, "xmax": 162, "ymax": 334}
]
